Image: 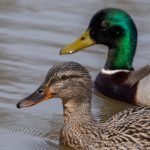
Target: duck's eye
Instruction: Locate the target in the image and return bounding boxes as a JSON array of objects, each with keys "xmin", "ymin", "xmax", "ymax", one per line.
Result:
[
  {"xmin": 101, "ymin": 21, "xmax": 107, "ymax": 27},
  {"xmin": 38, "ymin": 88, "xmax": 44, "ymax": 94},
  {"xmin": 61, "ymin": 75, "xmax": 68, "ymax": 80}
]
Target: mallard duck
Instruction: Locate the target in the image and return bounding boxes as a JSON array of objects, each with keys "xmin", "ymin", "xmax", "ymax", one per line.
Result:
[
  {"xmin": 17, "ymin": 62, "xmax": 150, "ymax": 150},
  {"xmin": 60, "ymin": 8, "xmax": 150, "ymax": 106}
]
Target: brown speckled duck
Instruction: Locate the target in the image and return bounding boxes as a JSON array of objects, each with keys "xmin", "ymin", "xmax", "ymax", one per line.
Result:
[
  {"xmin": 17, "ymin": 62, "xmax": 150, "ymax": 150},
  {"xmin": 60, "ymin": 8, "xmax": 150, "ymax": 106}
]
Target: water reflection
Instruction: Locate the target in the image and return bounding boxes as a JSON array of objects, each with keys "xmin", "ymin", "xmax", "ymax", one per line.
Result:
[{"xmin": 0, "ymin": 0, "xmax": 150, "ymax": 149}]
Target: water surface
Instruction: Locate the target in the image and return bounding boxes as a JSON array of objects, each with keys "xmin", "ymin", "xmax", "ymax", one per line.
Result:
[{"xmin": 0, "ymin": 0, "xmax": 150, "ymax": 149}]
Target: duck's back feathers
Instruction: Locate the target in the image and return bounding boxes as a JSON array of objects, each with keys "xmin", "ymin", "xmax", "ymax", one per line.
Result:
[
  {"xmin": 125, "ymin": 64, "xmax": 150, "ymax": 86},
  {"xmin": 105, "ymin": 106, "xmax": 150, "ymax": 149}
]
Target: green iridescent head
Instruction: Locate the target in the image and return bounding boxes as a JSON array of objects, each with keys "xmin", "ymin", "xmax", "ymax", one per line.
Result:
[
  {"xmin": 61, "ymin": 8, "xmax": 137, "ymax": 70},
  {"xmin": 89, "ymin": 8, "xmax": 136, "ymax": 45}
]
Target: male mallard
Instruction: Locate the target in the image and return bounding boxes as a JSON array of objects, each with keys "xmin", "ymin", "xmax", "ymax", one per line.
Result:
[
  {"xmin": 17, "ymin": 62, "xmax": 150, "ymax": 150},
  {"xmin": 60, "ymin": 8, "xmax": 150, "ymax": 106}
]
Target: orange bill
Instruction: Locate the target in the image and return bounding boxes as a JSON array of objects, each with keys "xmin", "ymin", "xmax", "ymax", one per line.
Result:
[{"xmin": 16, "ymin": 86, "xmax": 53, "ymax": 108}]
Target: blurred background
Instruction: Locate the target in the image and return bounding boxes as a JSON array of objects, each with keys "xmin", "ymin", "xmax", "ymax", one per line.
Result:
[{"xmin": 0, "ymin": 0, "xmax": 150, "ymax": 150}]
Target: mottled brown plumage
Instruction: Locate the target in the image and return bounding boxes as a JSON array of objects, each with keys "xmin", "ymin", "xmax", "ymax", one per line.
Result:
[{"xmin": 17, "ymin": 62, "xmax": 150, "ymax": 150}]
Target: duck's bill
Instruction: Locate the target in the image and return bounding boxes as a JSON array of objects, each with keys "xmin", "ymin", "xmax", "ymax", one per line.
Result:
[
  {"xmin": 16, "ymin": 87, "xmax": 53, "ymax": 108},
  {"xmin": 60, "ymin": 30, "xmax": 95, "ymax": 55}
]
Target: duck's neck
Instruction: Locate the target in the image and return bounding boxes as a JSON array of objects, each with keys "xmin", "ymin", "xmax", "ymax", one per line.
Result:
[
  {"xmin": 61, "ymin": 95, "xmax": 104, "ymax": 149},
  {"xmin": 105, "ymin": 25, "xmax": 137, "ymax": 70},
  {"xmin": 62, "ymin": 96, "xmax": 93, "ymax": 124}
]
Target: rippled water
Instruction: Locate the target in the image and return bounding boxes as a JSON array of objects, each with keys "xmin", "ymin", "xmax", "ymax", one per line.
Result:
[{"xmin": 0, "ymin": 0, "xmax": 150, "ymax": 149}]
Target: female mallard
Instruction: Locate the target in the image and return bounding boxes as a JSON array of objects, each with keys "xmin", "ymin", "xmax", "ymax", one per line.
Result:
[
  {"xmin": 17, "ymin": 62, "xmax": 150, "ymax": 150},
  {"xmin": 60, "ymin": 8, "xmax": 150, "ymax": 106}
]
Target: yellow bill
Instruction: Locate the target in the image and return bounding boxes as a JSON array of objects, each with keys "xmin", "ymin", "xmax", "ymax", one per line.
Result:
[{"xmin": 60, "ymin": 30, "xmax": 95, "ymax": 55}]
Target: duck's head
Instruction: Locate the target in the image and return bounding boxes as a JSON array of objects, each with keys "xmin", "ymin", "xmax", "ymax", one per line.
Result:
[
  {"xmin": 60, "ymin": 8, "xmax": 137, "ymax": 55},
  {"xmin": 17, "ymin": 62, "xmax": 92, "ymax": 108}
]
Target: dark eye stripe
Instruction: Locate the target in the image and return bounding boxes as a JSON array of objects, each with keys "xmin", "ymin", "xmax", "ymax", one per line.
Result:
[
  {"xmin": 68, "ymin": 75, "xmax": 82, "ymax": 79},
  {"xmin": 50, "ymin": 75, "xmax": 82, "ymax": 84},
  {"xmin": 61, "ymin": 74, "xmax": 82, "ymax": 80}
]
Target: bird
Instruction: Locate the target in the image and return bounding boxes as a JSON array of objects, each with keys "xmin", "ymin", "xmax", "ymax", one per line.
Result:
[
  {"xmin": 17, "ymin": 62, "xmax": 150, "ymax": 150},
  {"xmin": 60, "ymin": 8, "xmax": 150, "ymax": 106}
]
